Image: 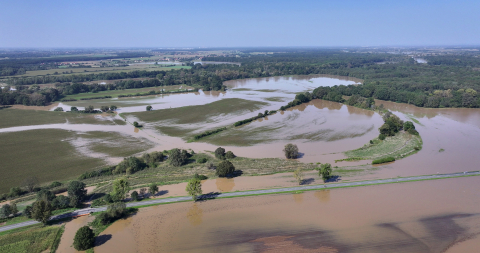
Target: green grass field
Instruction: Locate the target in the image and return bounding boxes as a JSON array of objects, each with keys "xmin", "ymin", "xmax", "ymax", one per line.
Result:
[
  {"xmin": 81, "ymin": 131, "xmax": 154, "ymax": 158},
  {"xmin": 0, "ymin": 129, "xmax": 106, "ymax": 193},
  {"xmin": 0, "ymin": 225, "xmax": 63, "ymax": 253},
  {"xmin": 0, "ymin": 108, "xmax": 125, "ymax": 129}
]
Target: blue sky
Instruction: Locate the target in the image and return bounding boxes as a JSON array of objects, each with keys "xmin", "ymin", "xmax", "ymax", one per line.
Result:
[{"xmin": 0, "ymin": 0, "xmax": 479, "ymax": 47}]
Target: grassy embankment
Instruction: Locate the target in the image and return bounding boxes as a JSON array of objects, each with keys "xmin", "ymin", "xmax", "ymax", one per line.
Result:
[
  {"xmin": 344, "ymin": 131, "xmax": 423, "ymax": 161},
  {"xmin": 0, "ymin": 225, "xmax": 64, "ymax": 253},
  {"xmin": 127, "ymin": 98, "xmax": 269, "ymax": 140}
]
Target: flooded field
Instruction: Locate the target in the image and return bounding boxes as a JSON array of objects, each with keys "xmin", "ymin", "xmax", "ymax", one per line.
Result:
[{"xmin": 95, "ymin": 176, "xmax": 480, "ymax": 253}]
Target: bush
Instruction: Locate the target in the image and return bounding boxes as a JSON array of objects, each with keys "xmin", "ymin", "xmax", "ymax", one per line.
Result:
[
  {"xmin": 197, "ymin": 157, "xmax": 208, "ymax": 163},
  {"xmin": 169, "ymin": 148, "xmax": 189, "ymax": 167},
  {"xmin": 53, "ymin": 107, "xmax": 63, "ymax": 111},
  {"xmin": 404, "ymin": 121, "xmax": 415, "ymax": 131},
  {"xmin": 146, "ymin": 105, "xmax": 153, "ymax": 111},
  {"xmin": 51, "ymin": 195, "xmax": 70, "ymax": 209},
  {"xmin": 49, "ymin": 181, "xmax": 62, "ymax": 188},
  {"xmin": 193, "ymin": 173, "xmax": 208, "ymax": 180},
  {"xmin": 225, "ymin": 151, "xmax": 236, "ymax": 159},
  {"xmin": 133, "ymin": 121, "xmax": 140, "ymax": 127},
  {"xmin": 115, "ymin": 156, "xmax": 145, "ymax": 174},
  {"xmin": 408, "ymin": 128, "xmax": 419, "ymax": 135},
  {"xmin": 372, "ymin": 157, "xmax": 396, "ymax": 164},
  {"xmin": 216, "ymin": 160, "xmax": 235, "ymax": 177},
  {"xmin": 283, "ymin": 143, "xmax": 299, "ymax": 159},
  {"xmin": 378, "ymin": 134, "xmax": 386, "ymax": 140},
  {"xmin": 106, "ymin": 202, "xmax": 126, "ymax": 219},
  {"xmin": 131, "ymin": 191, "xmax": 139, "ymax": 201},
  {"xmin": 73, "ymin": 226, "xmax": 95, "ymax": 251},
  {"xmin": 36, "ymin": 189, "xmax": 55, "ymax": 201},
  {"xmin": 215, "ymin": 147, "xmax": 226, "ymax": 159}
]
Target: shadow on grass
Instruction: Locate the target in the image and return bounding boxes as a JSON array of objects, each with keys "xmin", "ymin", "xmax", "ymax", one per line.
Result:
[
  {"xmin": 325, "ymin": 175, "xmax": 341, "ymax": 183},
  {"xmin": 95, "ymin": 234, "xmax": 112, "ymax": 247},
  {"xmin": 301, "ymin": 178, "xmax": 315, "ymax": 185}
]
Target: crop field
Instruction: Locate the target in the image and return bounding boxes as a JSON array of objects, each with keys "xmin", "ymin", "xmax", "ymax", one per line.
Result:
[
  {"xmin": 12, "ymin": 65, "xmax": 190, "ymax": 77},
  {"xmin": 344, "ymin": 132, "xmax": 423, "ymax": 160},
  {"xmin": 0, "ymin": 108, "xmax": 125, "ymax": 128},
  {"xmin": 0, "ymin": 225, "xmax": 63, "ymax": 253},
  {"xmin": 79, "ymin": 131, "xmax": 154, "ymax": 158}
]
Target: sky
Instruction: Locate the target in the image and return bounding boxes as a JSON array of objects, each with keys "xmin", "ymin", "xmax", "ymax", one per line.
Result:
[{"xmin": 0, "ymin": 0, "xmax": 479, "ymax": 48}]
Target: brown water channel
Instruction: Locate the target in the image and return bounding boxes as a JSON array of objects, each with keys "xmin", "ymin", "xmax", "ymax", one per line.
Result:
[{"xmin": 95, "ymin": 176, "xmax": 480, "ymax": 253}]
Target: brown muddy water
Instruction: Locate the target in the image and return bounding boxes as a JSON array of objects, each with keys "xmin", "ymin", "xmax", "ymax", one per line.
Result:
[
  {"xmin": 57, "ymin": 215, "xmax": 94, "ymax": 253},
  {"xmin": 95, "ymin": 176, "xmax": 480, "ymax": 253}
]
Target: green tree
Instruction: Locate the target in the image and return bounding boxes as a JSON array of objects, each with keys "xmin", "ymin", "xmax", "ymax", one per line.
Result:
[
  {"xmin": 32, "ymin": 200, "xmax": 52, "ymax": 225},
  {"xmin": 131, "ymin": 191, "xmax": 139, "ymax": 201},
  {"xmin": 216, "ymin": 160, "xmax": 235, "ymax": 177},
  {"xmin": 169, "ymin": 148, "xmax": 189, "ymax": 167},
  {"xmin": 22, "ymin": 176, "xmax": 39, "ymax": 192},
  {"xmin": 10, "ymin": 203, "xmax": 18, "ymax": 217},
  {"xmin": 111, "ymin": 177, "xmax": 130, "ymax": 201},
  {"xmin": 133, "ymin": 121, "xmax": 140, "ymax": 127},
  {"xmin": 84, "ymin": 105, "xmax": 95, "ymax": 113},
  {"xmin": 9, "ymin": 187, "xmax": 22, "ymax": 198},
  {"xmin": 0, "ymin": 204, "xmax": 11, "ymax": 219},
  {"xmin": 73, "ymin": 226, "xmax": 95, "ymax": 251},
  {"xmin": 146, "ymin": 105, "xmax": 153, "ymax": 111},
  {"xmin": 70, "ymin": 106, "xmax": 79, "ymax": 112},
  {"xmin": 215, "ymin": 147, "xmax": 226, "ymax": 159},
  {"xmin": 186, "ymin": 178, "xmax": 202, "ymax": 201},
  {"xmin": 225, "ymin": 151, "xmax": 236, "ymax": 159},
  {"xmin": 293, "ymin": 168, "xmax": 304, "ymax": 185},
  {"xmin": 68, "ymin": 181, "xmax": 87, "ymax": 207},
  {"xmin": 24, "ymin": 206, "xmax": 33, "ymax": 218},
  {"xmin": 319, "ymin": 163, "xmax": 333, "ymax": 182},
  {"xmin": 110, "ymin": 105, "xmax": 118, "ymax": 111},
  {"xmin": 36, "ymin": 189, "xmax": 55, "ymax": 202},
  {"xmin": 106, "ymin": 202, "xmax": 126, "ymax": 219},
  {"xmin": 52, "ymin": 195, "xmax": 70, "ymax": 209},
  {"xmin": 148, "ymin": 183, "xmax": 159, "ymax": 197},
  {"xmin": 100, "ymin": 105, "xmax": 110, "ymax": 112},
  {"xmin": 283, "ymin": 143, "xmax": 299, "ymax": 159}
]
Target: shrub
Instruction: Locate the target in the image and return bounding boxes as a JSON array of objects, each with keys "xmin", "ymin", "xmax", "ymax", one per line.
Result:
[
  {"xmin": 36, "ymin": 189, "xmax": 55, "ymax": 201},
  {"xmin": 49, "ymin": 181, "xmax": 62, "ymax": 188},
  {"xmin": 146, "ymin": 105, "xmax": 153, "ymax": 111},
  {"xmin": 404, "ymin": 121, "xmax": 415, "ymax": 131},
  {"xmin": 131, "ymin": 191, "xmax": 139, "ymax": 201},
  {"xmin": 283, "ymin": 143, "xmax": 299, "ymax": 159},
  {"xmin": 53, "ymin": 107, "xmax": 63, "ymax": 111},
  {"xmin": 216, "ymin": 160, "xmax": 235, "ymax": 177},
  {"xmin": 225, "ymin": 151, "xmax": 236, "ymax": 159},
  {"xmin": 408, "ymin": 128, "xmax": 419, "ymax": 135},
  {"xmin": 215, "ymin": 147, "xmax": 226, "ymax": 159},
  {"xmin": 372, "ymin": 157, "xmax": 396, "ymax": 164},
  {"xmin": 193, "ymin": 173, "xmax": 208, "ymax": 180},
  {"xmin": 197, "ymin": 157, "xmax": 208, "ymax": 163},
  {"xmin": 73, "ymin": 226, "xmax": 95, "ymax": 251},
  {"xmin": 378, "ymin": 134, "xmax": 386, "ymax": 140},
  {"xmin": 133, "ymin": 121, "xmax": 140, "ymax": 127},
  {"xmin": 106, "ymin": 202, "xmax": 126, "ymax": 219}
]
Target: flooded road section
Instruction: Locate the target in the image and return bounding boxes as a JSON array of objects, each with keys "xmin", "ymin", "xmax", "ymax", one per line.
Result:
[{"xmin": 95, "ymin": 176, "xmax": 480, "ymax": 253}]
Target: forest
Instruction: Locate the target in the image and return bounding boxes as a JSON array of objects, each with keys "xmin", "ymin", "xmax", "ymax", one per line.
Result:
[{"xmin": 2, "ymin": 49, "xmax": 480, "ymax": 107}]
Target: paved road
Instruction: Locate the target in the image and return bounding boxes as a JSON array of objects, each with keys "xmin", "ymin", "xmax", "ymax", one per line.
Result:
[{"xmin": 1, "ymin": 171, "xmax": 478, "ymax": 233}]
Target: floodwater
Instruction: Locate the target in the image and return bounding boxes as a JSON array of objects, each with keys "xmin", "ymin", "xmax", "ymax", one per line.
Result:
[
  {"xmin": 57, "ymin": 215, "xmax": 94, "ymax": 253},
  {"xmin": 95, "ymin": 176, "xmax": 480, "ymax": 253},
  {"xmin": 370, "ymin": 100, "xmax": 480, "ymax": 178}
]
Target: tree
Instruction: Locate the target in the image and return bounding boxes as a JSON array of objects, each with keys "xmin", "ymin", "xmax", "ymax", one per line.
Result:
[
  {"xmin": 32, "ymin": 200, "xmax": 52, "ymax": 225},
  {"xmin": 139, "ymin": 188, "xmax": 147, "ymax": 198},
  {"xmin": 37, "ymin": 189, "xmax": 55, "ymax": 202},
  {"xmin": 148, "ymin": 183, "xmax": 159, "ymax": 197},
  {"xmin": 216, "ymin": 160, "xmax": 235, "ymax": 177},
  {"xmin": 283, "ymin": 143, "xmax": 299, "ymax": 159},
  {"xmin": 293, "ymin": 168, "xmax": 304, "ymax": 185},
  {"xmin": 111, "ymin": 177, "xmax": 130, "ymax": 201},
  {"xmin": 68, "ymin": 181, "xmax": 87, "ymax": 207},
  {"xmin": 131, "ymin": 191, "xmax": 139, "ymax": 201},
  {"xmin": 22, "ymin": 176, "xmax": 39, "ymax": 192},
  {"xmin": 110, "ymin": 105, "xmax": 117, "ymax": 111},
  {"xmin": 24, "ymin": 206, "xmax": 33, "ymax": 218},
  {"xmin": 215, "ymin": 147, "xmax": 226, "ymax": 159},
  {"xmin": 146, "ymin": 105, "xmax": 153, "ymax": 111},
  {"xmin": 84, "ymin": 105, "xmax": 95, "ymax": 113},
  {"xmin": 106, "ymin": 202, "xmax": 126, "ymax": 219},
  {"xmin": 9, "ymin": 187, "xmax": 22, "ymax": 198},
  {"xmin": 10, "ymin": 203, "xmax": 18, "ymax": 217},
  {"xmin": 320, "ymin": 163, "xmax": 333, "ymax": 182},
  {"xmin": 52, "ymin": 195, "xmax": 70, "ymax": 209},
  {"xmin": 73, "ymin": 226, "xmax": 95, "ymax": 251},
  {"xmin": 186, "ymin": 178, "xmax": 202, "ymax": 201},
  {"xmin": 225, "ymin": 151, "xmax": 236, "ymax": 159},
  {"xmin": 0, "ymin": 204, "xmax": 11, "ymax": 219},
  {"xmin": 100, "ymin": 105, "xmax": 110, "ymax": 112},
  {"xmin": 169, "ymin": 148, "xmax": 189, "ymax": 167},
  {"xmin": 71, "ymin": 106, "xmax": 78, "ymax": 112},
  {"xmin": 133, "ymin": 121, "xmax": 140, "ymax": 127}
]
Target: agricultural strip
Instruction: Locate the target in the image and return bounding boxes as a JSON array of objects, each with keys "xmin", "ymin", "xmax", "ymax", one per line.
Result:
[
  {"xmin": 62, "ymin": 84, "xmax": 193, "ymax": 100},
  {"xmin": 0, "ymin": 108, "xmax": 125, "ymax": 128},
  {"xmin": 0, "ymin": 225, "xmax": 63, "ymax": 253}
]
